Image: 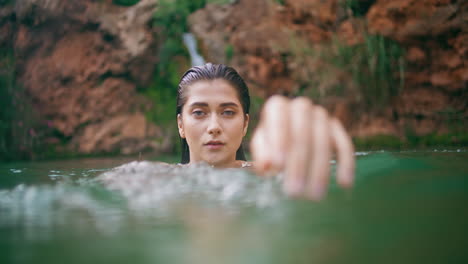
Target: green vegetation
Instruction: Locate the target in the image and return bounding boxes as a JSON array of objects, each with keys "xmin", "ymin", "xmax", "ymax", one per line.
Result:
[
  {"xmin": 354, "ymin": 135, "xmax": 406, "ymax": 150},
  {"xmin": 143, "ymin": 0, "xmax": 209, "ymax": 153},
  {"xmin": 330, "ymin": 34, "xmax": 405, "ymax": 110},
  {"xmin": 153, "ymin": 0, "xmax": 229, "ymax": 38},
  {"xmin": 2, "ymin": 0, "xmax": 464, "ymax": 161},
  {"xmin": 112, "ymin": 0, "xmax": 141, "ymax": 6},
  {"xmin": 273, "ymin": 0, "xmax": 286, "ymax": 6},
  {"xmin": 0, "ymin": 0, "xmax": 14, "ymax": 7},
  {"xmin": 354, "ymin": 132, "xmax": 468, "ymax": 151},
  {"xmin": 243, "ymin": 95, "xmax": 265, "ymax": 141},
  {"xmin": 0, "ymin": 48, "xmax": 40, "ymax": 161},
  {"xmin": 294, "ymin": 33, "xmax": 405, "ymax": 112},
  {"xmin": 140, "ymin": 0, "xmax": 230, "ymax": 153},
  {"xmin": 225, "ymin": 44, "xmax": 234, "ymax": 63},
  {"xmin": 340, "ymin": 0, "xmax": 372, "ymax": 17}
]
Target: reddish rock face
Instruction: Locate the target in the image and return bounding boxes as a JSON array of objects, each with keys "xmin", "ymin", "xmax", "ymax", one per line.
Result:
[
  {"xmin": 367, "ymin": 0, "xmax": 467, "ymax": 135},
  {"xmin": 2, "ymin": 0, "xmax": 466, "ymax": 157},
  {"xmin": 189, "ymin": 0, "xmax": 296, "ymax": 95},
  {"xmin": 190, "ymin": 0, "xmax": 467, "ymax": 138},
  {"xmin": 2, "ymin": 0, "xmax": 163, "ymax": 155}
]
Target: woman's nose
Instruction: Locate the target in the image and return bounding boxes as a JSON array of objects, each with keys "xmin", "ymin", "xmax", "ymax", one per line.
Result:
[{"xmin": 207, "ymin": 115, "xmax": 222, "ymax": 135}]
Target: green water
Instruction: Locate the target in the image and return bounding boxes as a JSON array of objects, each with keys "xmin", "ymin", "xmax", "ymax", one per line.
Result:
[{"xmin": 1, "ymin": 150, "xmax": 467, "ymax": 264}]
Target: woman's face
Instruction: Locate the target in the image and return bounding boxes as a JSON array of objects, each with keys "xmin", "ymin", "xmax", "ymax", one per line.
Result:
[{"xmin": 178, "ymin": 79, "xmax": 249, "ymax": 167}]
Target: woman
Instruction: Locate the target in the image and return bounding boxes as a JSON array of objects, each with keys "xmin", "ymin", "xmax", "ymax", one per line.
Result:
[{"xmin": 176, "ymin": 63, "xmax": 354, "ymax": 200}]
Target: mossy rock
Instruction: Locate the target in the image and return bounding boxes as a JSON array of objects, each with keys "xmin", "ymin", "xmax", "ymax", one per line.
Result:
[
  {"xmin": 113, "ymin": 0, "xmax": 141, "ymax": 6},
  {"xmin": 354, "ymin": 134, "xmax": 403, "ymax": 150}
]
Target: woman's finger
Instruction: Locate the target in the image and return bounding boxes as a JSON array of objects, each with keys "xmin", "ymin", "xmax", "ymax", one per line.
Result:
[
  {"xmin": 284, "ymin": 97, "xmax": 312, "ymax": 196},
  {"xmin": 260, "ymin": 95, "xmax": 290, "ymax": 170},
  {"xmin": 306, "ymin": 105, "xmax": 331, "ymax": 200},
  {"xmin": 330, "ymin": 118, "xmax": 355, "ymax": 188},
  {"xmin": 250, "ymin": 125, "xmax": 271, "ymax": 174}
]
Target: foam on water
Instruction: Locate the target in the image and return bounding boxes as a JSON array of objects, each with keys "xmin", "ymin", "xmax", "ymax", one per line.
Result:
[
  {"xmin": 0, "ymin": 161, "xmax": 285, "ymax": 238},
  {"xmin": 99, "ymin": 161, "xmax": 284, "ymax": 212}
]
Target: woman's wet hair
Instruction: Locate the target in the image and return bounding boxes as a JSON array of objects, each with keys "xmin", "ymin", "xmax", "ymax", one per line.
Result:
[{"xmin": 176, "ymin": 63, "xmax": 250, "ymax": 164}]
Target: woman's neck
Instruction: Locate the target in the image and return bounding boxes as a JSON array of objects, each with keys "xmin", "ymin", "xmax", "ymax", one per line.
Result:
[{"xmin": 189, "ymin": 160, "xmax": 245, "ymax": 169}]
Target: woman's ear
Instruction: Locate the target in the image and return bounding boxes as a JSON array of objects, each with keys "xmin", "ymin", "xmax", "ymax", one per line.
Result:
[
  {"xmin": 243, "ymin": 114, "xmax": 249, "ymax": 136},
  {"xmin": 177, "ymin": 114, "xmax": 185, "ymax": 138}
]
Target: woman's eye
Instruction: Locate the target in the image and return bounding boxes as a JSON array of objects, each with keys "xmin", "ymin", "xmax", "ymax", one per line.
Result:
[
  {"xmin": 192, "ymin": 110, "xmax": 205, "ymax": 117},
  {"xmin": 222, "ymin": 110, "xmax": 235, "ymax": 116}
]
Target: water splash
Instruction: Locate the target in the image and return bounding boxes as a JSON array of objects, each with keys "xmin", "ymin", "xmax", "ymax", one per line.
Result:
[
  {"xmin": 99, "ymin": 161, "xmax": 284, "ymax": 213},
  {"xmin": 0, "ymin": 161, "xmax": 285, "ymax": 238}
]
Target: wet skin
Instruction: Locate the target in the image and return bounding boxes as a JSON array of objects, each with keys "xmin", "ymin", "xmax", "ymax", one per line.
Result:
[
  {"xmin": 251, "ymin": 96, "xmax": 355, "ymax": 200},
  {"xmin": 177, "ymin": 79, "xmax": 249, "ymax": 168},
  {"xmin": 178, "ymin": 79, "xmax": 355, "ymax": 200}
]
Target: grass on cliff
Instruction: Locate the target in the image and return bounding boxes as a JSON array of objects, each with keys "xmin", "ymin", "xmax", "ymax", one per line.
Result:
[
  {"xmin": 331, "ymin": 34, "xmax": 405, "ymax": 110},
  {"xmin": 292, "ymin": 33, "xmax": 405, "ymax": 112}
]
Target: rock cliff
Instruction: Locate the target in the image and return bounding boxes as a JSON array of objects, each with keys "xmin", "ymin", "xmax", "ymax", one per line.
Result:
[
  {"xmin": 1, "ymin": 0, "xmax": 164, "ymax": 155},
  {"xmin": 365, "ymin": 0, "xmax": 467, "ymax": 137},
  {"xmin": 1, "ymin": 0, "xmax": 466, "ymax": 159},
  {"xmin": 189, "ymin": 0, "xmax": 467, "ymax": 139}
]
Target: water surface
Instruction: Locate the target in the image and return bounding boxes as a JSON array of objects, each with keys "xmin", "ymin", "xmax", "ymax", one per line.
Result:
[{"xmin": 1, "ymin": 150, "xmax": 467, "ymax": 264}]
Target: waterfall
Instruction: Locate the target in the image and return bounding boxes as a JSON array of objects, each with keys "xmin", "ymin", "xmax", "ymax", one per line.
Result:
[{"xmin": 182, "ymin": 33, "xmax": 206, "ymax": 67}]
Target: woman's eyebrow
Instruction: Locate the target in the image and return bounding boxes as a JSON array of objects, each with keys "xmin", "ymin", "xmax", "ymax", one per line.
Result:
[
  {"xmin": 189, "ymin": 102, "xmax": 209, "ymax": 108},
  {"xmin": 189, "ymin": 102, "xmax": 239, "ymax": 108},
  {"xmin": 219, "ymin": 102, "xmax": 239, "ymax": 108}
]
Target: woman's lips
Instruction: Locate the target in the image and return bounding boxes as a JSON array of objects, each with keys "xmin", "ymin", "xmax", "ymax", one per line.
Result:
[{"xmin": 204, "ymin": 141, "xmax": 225, "ymax": 150}]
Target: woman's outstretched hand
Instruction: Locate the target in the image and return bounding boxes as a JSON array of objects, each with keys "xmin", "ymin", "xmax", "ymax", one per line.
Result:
[{"xmin": 250, "ymin": 95, "xmax": 355, "ymax": 200}]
